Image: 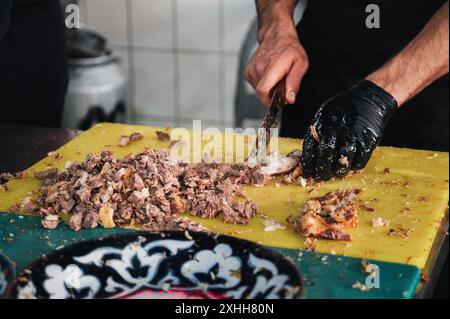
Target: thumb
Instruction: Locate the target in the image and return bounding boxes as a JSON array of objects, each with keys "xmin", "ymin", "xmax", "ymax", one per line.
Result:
[{"xmin": 284, "ymin": 60, "xmax": 307, "ymax": 105}]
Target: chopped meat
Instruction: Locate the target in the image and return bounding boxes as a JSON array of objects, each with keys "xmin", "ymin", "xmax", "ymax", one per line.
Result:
[
  {"xmin": 352, "ymin": 282, "xmax": 370, "ymax": 292},
  {"xmin": 118, "ymin": 136, "xmax": 131, "ymax": 147},
  {"xmin": 310, "ymin": 126, "xmax": 320, "ymax": 142},
  {"xmin": 48, "ymin": 152, "xmax": 62, "ymax": 160},
  {"xmin": 292, "ymin": 167, "xmax": 303, "ymax": 179},
  {"xmin": 28, "ymin": 149, "xmax": 262, "ymax": 231},
  {"xmin": 82, "ymin": 212, "xmax": 99, "ymax": 229},
  {"xmin": 418, "ymin": 195, "xmax": 432, "ymax": 202},
  {"xmin": 34, "ymin": 168, "xmax": 58, "ymax": 180},
  {"xmin": 69, "ymin": 213, "xmax": 83, "ymax": 231},
  {"xmin": 60, "ymin": 199, "xmax": 76, "ymax": 213},
  {"xmin": 388, "ymin": 227, "xmax": 415, "ymax": 238},
  {"xmin": 303, "ymin": 237, "xmax": 317, "ymax": 251},
  {"xmin": 156, "ymin": 131, "xmax": 171, "ymax": 142},
  {"xmin": 118, "ymin": 132, "xmax": 143, "ymax": 147},
  {"xmin": 130, "ymin": 132, "xmax": 144, "ymax": 142},
  {"xmin": 0, "ymin": 173, "xmax": 14, "ymax": 181},
  {"xmin": 258, "ymin": 153, "xmax": 300, "ymax": 176},
  {"xmin": 143, "ymin": 217, "xmax": 208, "ymax": 233},
  {"xmin": 372, "ymin": 217, "xmax": 390, "ymax": 228},
  {"xmin": 0, "ymin": 184, "xmax": 7, "ymax": 192},
  {"xmin": 41, "ymin": 214, "xmax": 60, "ymax": 229},
  {"xmin": 10, "ymin": 196, "xmax": 39, "ymax": 214},
  {"xmin": 282, "ymin": 172, "xmax": 316, "ymax": 188},
  {"xmin": 0, "ymin": 171, "xmax": 26, "ymax": 181},
  {"xmin": 361, "ymin": 203, "xmax": 376, "ymax": 212},
  {"xmin": 287, "ymin": 189, "xmax": 362, "ymax": 241},
  {"xmin": 338, "ymin": 156, "xmax": 350, "ymax": 167}
]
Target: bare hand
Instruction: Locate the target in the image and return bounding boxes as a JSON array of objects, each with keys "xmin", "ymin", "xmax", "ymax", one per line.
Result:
[{"xmin": 245, "ymin": 28, "xmax": 309, "ymax": 107}]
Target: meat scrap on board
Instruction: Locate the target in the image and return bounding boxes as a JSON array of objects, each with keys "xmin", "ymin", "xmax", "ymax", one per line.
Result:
[{"xmin": 287, "ymin": 189, "xmax": 362, "ymax": 241}]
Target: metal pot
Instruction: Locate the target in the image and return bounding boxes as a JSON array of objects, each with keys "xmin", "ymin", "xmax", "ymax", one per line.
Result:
[{"xmin": 62, "ymin": 29, "xmax": 128, "ymax": 130}]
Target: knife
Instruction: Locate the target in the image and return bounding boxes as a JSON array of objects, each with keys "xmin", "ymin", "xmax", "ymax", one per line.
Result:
[{"xmin": 254, "ymin": 79, "xmax": 286, "ymax": 159}]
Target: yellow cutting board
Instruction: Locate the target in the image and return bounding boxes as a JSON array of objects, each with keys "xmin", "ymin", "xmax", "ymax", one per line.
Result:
[{"xmin": 0, "ymin": 123, "xmax": 448, "ymax": 269}]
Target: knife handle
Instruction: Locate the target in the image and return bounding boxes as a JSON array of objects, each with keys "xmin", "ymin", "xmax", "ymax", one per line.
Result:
[{"xmin": 270, "ymin": 79, "xmax": 286, "ymax": 106}]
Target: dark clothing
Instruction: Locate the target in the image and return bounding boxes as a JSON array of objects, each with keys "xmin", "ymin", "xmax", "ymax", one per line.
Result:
[
  {"xmin": 281, "ymin": 0, "xmax": 449, "ymax": 152},
  {"xmin": 0, "ymin": 0, "xmax": 12, "ymax": 39},
  {"xmin": 0, "ymin": 0, "xmax": 68, "ymax": 128}
]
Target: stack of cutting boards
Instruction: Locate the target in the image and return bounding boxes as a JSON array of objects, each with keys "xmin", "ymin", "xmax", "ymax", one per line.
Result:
[{"xmin": 0, "ymin": 123, "xmax": 448, "ymax": 299}]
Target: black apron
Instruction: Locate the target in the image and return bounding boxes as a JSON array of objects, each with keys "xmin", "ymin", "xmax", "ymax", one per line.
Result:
[
  {"xmin": 0, "ymin": 0, "xmax": 68, "ymax": 128},
  {"xmin": 281, "ymin": 0, "xmax": 449, "ymax": 152}
]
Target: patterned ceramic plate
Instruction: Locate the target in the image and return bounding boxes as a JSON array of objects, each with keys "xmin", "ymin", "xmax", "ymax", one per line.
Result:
[
  {"xmin": 6, "ymin": 232, "xmax": 303, "ymax": 299},
  {"xmin": 0, "ymin": 253, "xmax": 15, "ymax": 299}
]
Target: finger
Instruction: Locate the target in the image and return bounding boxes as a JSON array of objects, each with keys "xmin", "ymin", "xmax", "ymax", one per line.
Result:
[
  {"xmin": 333, "ymin": 139, "xmax": 357, "ymax": 178},
  {"xmin": 244, "ymin": 64, "xmax": 259, "ymax": 89},
  {"xmin": 256, "ymin": 60, "xmax": 292, "ymax": 107},
  {"xmin": 352, "ymin": 141, "xmax": 373, "ymax": 170},
  {"xmin": 254, "ymin": 61, "xmax": 267, "ymax": 79},
  {"xmin": 316, "ymin": 131, "xmax": 337, "ymax": 181},
  {"xmin": 285, "ymin": 60, "xmax": 308, "ymax": 104},
  {"xmin": 301, "ymin": 131, "xmax": 318, "ymax": 178}
]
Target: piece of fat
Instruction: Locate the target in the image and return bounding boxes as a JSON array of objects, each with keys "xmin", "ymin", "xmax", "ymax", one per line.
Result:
[
  {"xmin": 263, "ymin": 219, "xmax": 287, "ymax": 232},
  {"xmin": 259, "ymin": 151, "xmax": 301, "ymax": 176}
]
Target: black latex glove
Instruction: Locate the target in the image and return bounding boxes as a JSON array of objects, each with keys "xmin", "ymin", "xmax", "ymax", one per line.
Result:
[{"xmin": 301, "ymin": 80, "xmax": 398, "ymax": 180}]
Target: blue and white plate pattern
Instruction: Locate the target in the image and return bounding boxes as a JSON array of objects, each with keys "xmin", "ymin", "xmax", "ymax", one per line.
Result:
[
  {"xmin": 0, "ymin": 253, "xmax": 15, "ymax": 299},
  {"xmin": 7, "ymin": 232, "xmax": 303, "ymax": 299}
]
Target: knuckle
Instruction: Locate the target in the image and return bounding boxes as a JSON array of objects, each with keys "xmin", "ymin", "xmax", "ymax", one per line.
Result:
[
  {"xmin": 255, "ymin": 61, "xmax": 266, "ymax": 74},
  {"xmin": 255, "ymin": 84, "xmax": 267, "ymax": 96},
  {"xmin": 302, "ymin": 59, "xmax": 310, "ymax": 72}
]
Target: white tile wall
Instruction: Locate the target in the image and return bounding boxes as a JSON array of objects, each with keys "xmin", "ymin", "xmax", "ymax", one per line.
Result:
[
  {"xmin": 84, "ymin": 0, "xmax": 128, "ymax": 46},
  {"xmin": 177, "ymin": 0, "xmax": 220, "ymax": 51},
  {"xmin": 223, "ymin": 0, "xmax": 255, "ymax": 52},
  {"xmin": 224, "ymin": 55, "xmax": 239, "ymax": 123},
  {"xmin": 131, "ymin": 0, "xmax": 173, "ymax": 49},
  {"xmin": 179, "ymin": 53, "xmax": 221, "ymax": 121},
  {"xmin": 132, "ymin": 50, "xmax": 175, "ymax": 118},
  {"xmin": 131, "ymin": 116, "xmax": 177, "ymax": 129},
  {"xmin": 78, "ymin": 0, "xmax": 305, "ymax": 129}
]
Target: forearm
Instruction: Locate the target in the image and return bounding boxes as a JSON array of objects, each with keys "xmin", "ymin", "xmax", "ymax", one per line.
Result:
[
  {"xmin": 367, "ymin": 1, "xmax": 449, "ymax": 106},
  {"xmin": 256, "ymin": 0, "xmax": 298, "ymax": 43}
]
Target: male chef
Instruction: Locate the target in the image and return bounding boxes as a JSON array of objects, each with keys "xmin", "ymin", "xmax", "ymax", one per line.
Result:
[
  {"xmin": 0, "ymin": 0, "xmax": 68, "ymax": 127},
  {"xmin": 246, "ymin": 0, "xmax": 449, "ymax": 181}
]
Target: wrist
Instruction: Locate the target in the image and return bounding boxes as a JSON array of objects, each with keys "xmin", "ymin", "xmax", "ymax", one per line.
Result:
[
  {"xmin": 366, "ymin": 67, "xmax": 410, "ymax": 107},
  {"xmin": 257, "ymin": 15, "xmax": 297, "ymax": 43}
]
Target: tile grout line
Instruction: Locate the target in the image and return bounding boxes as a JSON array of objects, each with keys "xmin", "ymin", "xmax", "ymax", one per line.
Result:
[
  {"xmin": 110, "ymin": 44, "xmax": 240, "ymax": 57},
  {"xmin": 79, "ymin": 0, "xmax": 88, "ymax": 25},
  {"xmin": 218, "ymin": 0, "xmax": 227, "ymax": 128},
  {"xmin": 125, "ymin": 0, "xmax": 137, "ymax": 122},
  {"xmin": 172, "ymin": 0, "xmax": 181, "ymax": 126},
  {"xmin": 132, "ymin": 113, "xmax": 234, "ymax": 127}
]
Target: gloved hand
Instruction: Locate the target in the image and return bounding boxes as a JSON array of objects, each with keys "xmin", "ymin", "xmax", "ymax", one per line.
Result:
[{"xmin": 301, "ymin": 80, "xmax": 398, "ymax": 180}]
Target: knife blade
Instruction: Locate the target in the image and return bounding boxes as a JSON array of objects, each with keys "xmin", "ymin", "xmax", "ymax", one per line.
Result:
[{"xmin": 254, "ymin": 80, "xmax": 286, "ymax": 158}]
